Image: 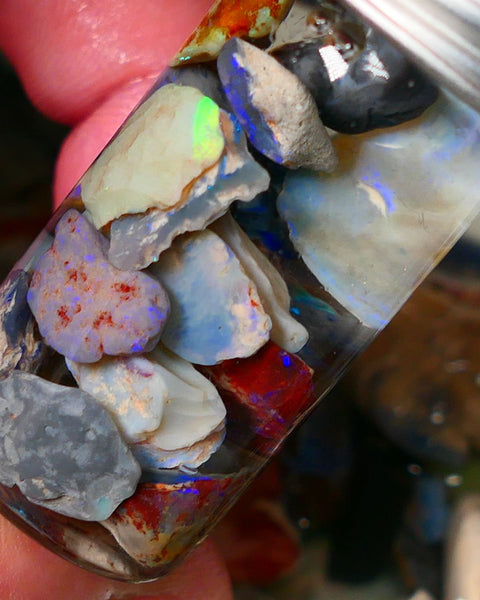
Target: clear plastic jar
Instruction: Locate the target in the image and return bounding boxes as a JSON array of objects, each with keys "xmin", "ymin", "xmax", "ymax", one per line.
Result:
[{"xmin": 0, "ymin": 0, "xmax": 479, "ymax": 582}]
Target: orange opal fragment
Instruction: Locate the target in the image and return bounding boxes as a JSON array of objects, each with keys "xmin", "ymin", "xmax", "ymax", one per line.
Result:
[{"xmin": 172, "ymin": 0, "xmax": 294, "ymax": 65}]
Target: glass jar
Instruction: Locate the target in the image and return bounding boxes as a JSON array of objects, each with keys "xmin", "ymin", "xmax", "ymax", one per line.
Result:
[{"xmin": 0, "ymin": 0, "xmax": 479, "ymax": 582}]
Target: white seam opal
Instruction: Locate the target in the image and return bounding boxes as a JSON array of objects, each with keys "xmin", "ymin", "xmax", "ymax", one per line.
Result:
[
  {"xmin": 80, "ymin": 84, "xmax": 225, "ymax": 229},
  {"xmin": 68, "ymin": 347, "xmax": 226, "ymax": 469},
  {"xmin": 132, "ymin": 346, "xmax": 226, "ymax": 469},
  {"xmin": 210, "ymin": 213, "xmax": 308, "ymax": 352},
  {"xmin": 66, "ymin": 356, "xmax": 168, "ymax": 443}
]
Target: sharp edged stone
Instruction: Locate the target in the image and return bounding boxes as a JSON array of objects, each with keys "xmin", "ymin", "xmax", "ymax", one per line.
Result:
[
  {"xmin": 108, "ymin": 109, "xmax": 270, "ymax": 270},
  {"xmin": 80, "ymin": 84, "xmax": 226, "ymax": 229},
  {"xmin": 0, "ymin": 371, "xmax": 140, "ymax": 521},
  {"xmin": 217, "ymin": 37, "xmax": 338, "ymax": 172},
  {"xmin": 211, "ymin": 213, "xmax": 308, "ymax": 352}
]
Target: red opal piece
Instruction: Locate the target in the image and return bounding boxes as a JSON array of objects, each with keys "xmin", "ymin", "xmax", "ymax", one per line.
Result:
[
  {"xmin": 103, "ymin": 475, "xmax": 243, "ymax": 567},
  {"xmin": 203, "ymin": 341, "xmax": 315, "ymax": 445}
]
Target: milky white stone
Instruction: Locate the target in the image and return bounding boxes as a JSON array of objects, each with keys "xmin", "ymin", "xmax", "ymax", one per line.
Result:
[
  {"xmin": 278, "ymin": 93, "xmax": 480, "ymax": 330},
  {"xmin": 81, "ymin": 84, "xmax": 225, "ymax": 229},
  {"xmin": 211, "ymin": 213, "xmax": 308, "ymax": 352},
  {"xmin": 66, "ymin": 356, "xmax": 168, "ymax": 443},
  {"xmin": 68, "ymin": 347, "xmax": 226, "ymax": 469},
  {"xmin": 132, "ymin": 345, "xmax": 226, "ymax": 469}
]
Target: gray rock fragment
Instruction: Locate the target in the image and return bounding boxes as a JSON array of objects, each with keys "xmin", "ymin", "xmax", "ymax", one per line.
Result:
[
  {"xmin": 0, "ymin": 270, "xmax": 44, "ymax": 379},
  {"xmin": 0, "ymin": 371, "xmax": 141, "ymax": 521},
  {"xmin": 217, "ymin": 37, "xmax": 338, "ymax": 172}
]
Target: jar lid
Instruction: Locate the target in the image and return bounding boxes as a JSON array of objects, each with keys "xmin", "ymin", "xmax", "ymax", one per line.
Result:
[{"xmin": 341, "ymin": 0, "xmax": 480, "ymax": 111}]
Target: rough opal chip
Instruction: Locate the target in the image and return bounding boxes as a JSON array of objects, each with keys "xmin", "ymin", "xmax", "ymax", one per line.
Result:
[
  {"xmin": 217, "ymin": 37, "xmax": 338, "ymax": 172},
  {"xmin": 27, "ymin": 209, "xmax": 169, "ymax": 363},
  {"xmin": 81, "ymin": 84, "xmax": 226, "ymax": 229},
  {"xmin": 172, "ymin": 0, "xmax": 294, "ymax": 65},
  {"xmin": 151, "ymin": 229, "xmax": 271, "ymax": 365},
  {"xmin": 66, "ymin": 355, "xmax": 168, "ymax": 443},
  {"xmin": 203, "ymin": 340, "xmax": 315, "ymax": 445},
  {"xmin": 0, "ymin": 371, "xmax": 141, "ymax": 521},
  {"xmin": 211, "ymin": 213, "xmax": 308, "ymax": 352},
  {"xmin": 68, "ymin": 347, "xmax": 226, "ymax": 469},
  {"xmin": 108, "ymin": 110, "xmax": 270, "ymax": 271},
  {"xmin": 277, "ymin": 93, "xmax": 480, "ymax": 329}
]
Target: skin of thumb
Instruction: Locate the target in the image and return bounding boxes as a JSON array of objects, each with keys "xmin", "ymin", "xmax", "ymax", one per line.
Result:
[{"xmin": 0, "ymin": 514, "xmax": 233, "ymax": 600}]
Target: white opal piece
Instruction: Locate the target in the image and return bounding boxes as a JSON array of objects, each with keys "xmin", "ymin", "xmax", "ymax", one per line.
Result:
[
  {"xmin": 277, "ymin": 93, "xmax": 480, "ymax": 330},
  {"xmin": 217, "ymin": 37, "xmax": 338, "ymax": 172},
  {"xmin": 108, "ymin": 110, "xmax": 270, "ymax": 270},
  {"xmin": 80, "ymin": 84, "xmax": 225, "ymax": 229},
  {"xmin": 66, "ymin": 356, "xmax": 168, "ymax": 443},
  {"xmin": 151, "ymin": 229, "xmax": 272, "ymax": 365},
  {"xmin": 132, "ymin": 346, "xmax": 226, "ymax": 469},
  {"xmin": 133, "ymin": 427, "xmax": 226, "ymax": 471},
  {"xmin": 211, "ymin": 213, "xmax": 308, "ymax": 352},
  {"xmin": 68, "ymin": 348, "xmax": 226, "ymax": 469}
]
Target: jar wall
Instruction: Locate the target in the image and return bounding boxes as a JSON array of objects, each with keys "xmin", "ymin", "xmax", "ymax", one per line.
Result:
[{"xmin": 0, "ymin": 0, "xmax": 480, "ymax": 581}]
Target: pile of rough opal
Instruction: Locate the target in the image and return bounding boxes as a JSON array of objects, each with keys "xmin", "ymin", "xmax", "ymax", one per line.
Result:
[{"xmin": 0, "ymin": 0, "xmax": 479, "ymax": 568}]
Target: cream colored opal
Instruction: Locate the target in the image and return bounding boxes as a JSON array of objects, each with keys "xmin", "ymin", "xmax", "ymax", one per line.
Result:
[
  {"xmin": 211, "ymin": 213, "xmax": 308, "ymax": 353},
  {"xmin": 81, "ymin": 84, "xmax": 225, "ymax": 229}
]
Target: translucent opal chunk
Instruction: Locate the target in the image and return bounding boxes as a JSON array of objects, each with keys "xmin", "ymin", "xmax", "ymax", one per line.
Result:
[
  {"xmin": 277, "ymin": 93, "xmax": 480, "ymax": 329},
  {"xmin": 108, "ymin": 110, "xmax": 270, "ymax": 270},
  {"xmin": 0, "ymin": 371, "xmax": 141, "ymax": 521},
  {"xmin": 27, "ymin": 210, "xmax": 169, "ymax": 363},
  {"xmin": 211, "ymin": 213, "xmax": 308, "ymax": 352},
  {"xmin": 81, "ymin": 85, "xmax": 225, "ymax": 229},
  {"xmin": 151, "ymin": 229, "xmax": 271, "ymax": 365},
  {"xmin": 217, "ymin": 37, "xmax": 338, "ymax": 172}
]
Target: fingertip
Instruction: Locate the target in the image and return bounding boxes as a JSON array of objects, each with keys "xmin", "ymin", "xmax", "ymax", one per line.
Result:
[
  {"xmin": 0, "ymin": 0, "xmax": 213, "ymax": 124},
  {"xmin": 0, "ymin": 512, "xmax": 232, "ymax": 600}
]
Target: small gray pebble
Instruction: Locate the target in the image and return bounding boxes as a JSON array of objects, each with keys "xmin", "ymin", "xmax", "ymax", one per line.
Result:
[{"xmin": 0, "ymin": 371, "xmax": 141, "ymax": 521}]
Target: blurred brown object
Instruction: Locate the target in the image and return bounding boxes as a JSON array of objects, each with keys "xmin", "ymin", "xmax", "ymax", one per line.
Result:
[{"xmin": 349, "ymin": 274, "xmax": 480, "ymax": 466}]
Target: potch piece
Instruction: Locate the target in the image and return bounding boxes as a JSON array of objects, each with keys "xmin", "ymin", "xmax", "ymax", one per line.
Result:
[{"xmin": 0, "ymin": 371, "xmax": 141, "ymax": 521}]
